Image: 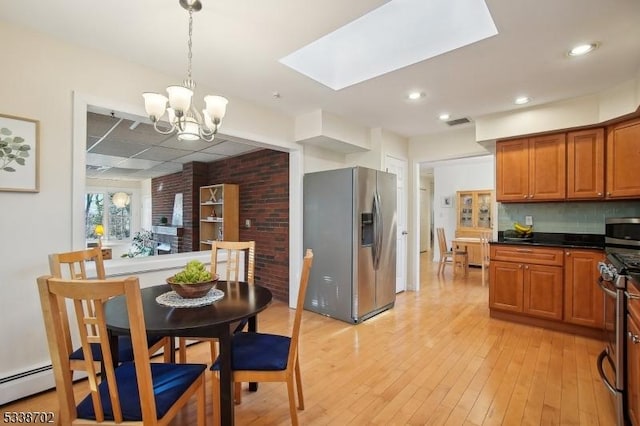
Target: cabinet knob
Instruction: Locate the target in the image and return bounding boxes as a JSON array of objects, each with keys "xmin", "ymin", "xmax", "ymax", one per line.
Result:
[
  {"xmin": 566, "ymin": 252, "xmax": 571, "ymax": 256},
  {"xmin": 523, "ymin": 195, "xmax": 528, "ymax": 199},
  {"xmin": 529, "ymin": 194, "xmax": 534, "ymax": 198},
  {"xmin": 607, "ymin": 192, "xmax": 612, "ymax": 196},
  {"xmin": 518, "ymin": 264, "xmax": 523, "ymax": 269},
  {"xmin": 525, "ymin": 265, "xmax": 529, "ymax": 269},
  {"xmin": 628, "ymin": 331, "xmax": 640, "ymax": 344},
  {"xmin": 597, "ymin": 192, "xmax": 603, "ymax": 196}
]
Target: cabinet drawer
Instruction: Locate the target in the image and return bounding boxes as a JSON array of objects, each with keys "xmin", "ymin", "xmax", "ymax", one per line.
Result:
[{"xmin": 490, "ymin": 245, "xmax": 564, "ymax": 266}]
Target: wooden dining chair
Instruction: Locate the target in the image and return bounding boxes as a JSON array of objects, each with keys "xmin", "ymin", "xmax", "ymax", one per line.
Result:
[
  {"xmin": 48, "ymin": 247, "xmax": 172, "ymax": 375},
  {"xmin": 480, "ymin": 230, "xmax": 492, "ymax": 286},
  {"xmin": 436, "ymin": 228, "xmax": 468, "ymax": 276},
  {"xmin": 36, "ymin": 275, "xmax": 206, "ymax": 425},
  {"xmin": 178, "ymin": 240, "xmax": 256, "ymax": 364},
  {"xmin": 210, "ymin": 249, "xmax": 313, "ymax": 426}
]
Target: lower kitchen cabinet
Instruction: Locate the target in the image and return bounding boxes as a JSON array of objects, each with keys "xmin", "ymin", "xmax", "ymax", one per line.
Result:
[
  {"xmin": 489, "ymin": 259, "xmax": 563, "ymax": 320},
  {"xmin": 564, "ymin": 249, "xmax": 605, "ymax": 328}
]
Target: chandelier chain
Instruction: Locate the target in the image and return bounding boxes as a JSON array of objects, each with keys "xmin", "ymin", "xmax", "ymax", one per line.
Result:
[{"xmin": 187, "ymin": 8, "xmax": 193, "ymax": 82}]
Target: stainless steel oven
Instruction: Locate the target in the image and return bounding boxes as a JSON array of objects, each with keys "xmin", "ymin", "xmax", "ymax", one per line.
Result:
[{"xmin": 597, "ymin": 217, "xmax": 640, "ymax": 426}]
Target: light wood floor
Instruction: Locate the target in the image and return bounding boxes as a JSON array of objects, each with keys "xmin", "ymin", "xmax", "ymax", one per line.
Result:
[{"xmin": 4, "ymin": 254, "xmax": 616, "ymax": 425}]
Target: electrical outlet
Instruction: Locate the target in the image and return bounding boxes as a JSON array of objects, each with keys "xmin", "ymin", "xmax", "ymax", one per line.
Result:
[
  {"xmin": 525, "ymin": 215, "xmax": 533, "ymax": 226},
  {"xmin": 245, "ymin": 219, "xmax": 251, "ymax": 228}
]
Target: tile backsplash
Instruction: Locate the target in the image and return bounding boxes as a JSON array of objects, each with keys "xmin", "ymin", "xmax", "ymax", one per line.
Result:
[{"xmin": 497, "ymin": 201, "xmax": 640, "ymax": 234}]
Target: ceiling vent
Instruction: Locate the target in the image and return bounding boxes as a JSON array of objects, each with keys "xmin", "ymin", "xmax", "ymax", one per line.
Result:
[{"xmin": 446, "ymin": 117, "xmax": 472, "ymax": 126}]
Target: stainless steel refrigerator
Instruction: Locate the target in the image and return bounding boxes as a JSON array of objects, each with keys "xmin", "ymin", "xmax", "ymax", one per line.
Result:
[{"xmin": 303, "ymin": 166, "xmax": 397, "ymax": 323}]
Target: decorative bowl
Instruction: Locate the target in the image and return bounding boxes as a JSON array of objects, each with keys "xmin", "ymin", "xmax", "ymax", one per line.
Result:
[{"xmin": 167, "ymin": 276, "xmax": 218, "ymax": 299}]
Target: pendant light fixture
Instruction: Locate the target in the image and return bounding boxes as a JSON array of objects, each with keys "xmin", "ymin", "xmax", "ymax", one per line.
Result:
[{"xmin": 143, "ymin": 0, "xmax": 228, "ymax": 142}]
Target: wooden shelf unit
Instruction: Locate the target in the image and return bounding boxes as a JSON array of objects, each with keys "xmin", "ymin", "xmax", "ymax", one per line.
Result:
[{"xmin": 199, "ymin": 184, "xmax": 239, "ymax": 250}]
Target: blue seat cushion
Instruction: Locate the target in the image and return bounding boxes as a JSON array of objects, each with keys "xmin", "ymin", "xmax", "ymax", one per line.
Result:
[
  {"xmin": 69, "ymin": 335, "xmax": 166, "ymax": 363},
  {"xmin": 211, "ymin": 332, "xmax": 290, "ymax": 372},
  {"xmin": 76, "ymin": 362, "xmax": 205, "ymax": 421}
]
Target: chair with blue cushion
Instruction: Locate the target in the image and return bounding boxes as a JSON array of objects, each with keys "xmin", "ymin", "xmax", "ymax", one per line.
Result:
[
  {"xmin": 37, "ymin": 274, "xmax": 207, "ymax": 425},
  {"xmin": 49, "ymin": 247, "xmax": 173, "ymax": 375},
  {"xmin": 178, "ymin": 240, "xmax": 256, "ymax": 364},
  {"xmin": 211, "ymin": 249, "xmax": 313, "ymax": 426}
]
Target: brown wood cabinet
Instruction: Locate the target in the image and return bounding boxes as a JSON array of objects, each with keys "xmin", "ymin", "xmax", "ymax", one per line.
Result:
[
  {"xmin": 628, "ymin": 278, "xmax": 640, "ymax": 426},
  {"xmin": 567, "ymin": 128, "xmax": 605, "ymax": 200},
  {"xmin": 199, "ymin": 184, "xmax": 239, "ymax": 250},
  {"xmin": 489, "ymin": 245, "xmax": 564, "ymax": 320},
  {"xmin": 607, "ymin": 117, "xmax": 640, "ymax": 199},
  {"xmin": 564, "ymin": 249, "xmax": 605, "ymax": 328},
  {"xmin": 496, "ymin": 133, "xmax": 566, "ymax": 202}
]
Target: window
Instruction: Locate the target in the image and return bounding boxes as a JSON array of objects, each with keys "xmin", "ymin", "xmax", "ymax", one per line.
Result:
[{"xmin": 85, "ymin": 191, "xmax": 132, "ymax": 241}]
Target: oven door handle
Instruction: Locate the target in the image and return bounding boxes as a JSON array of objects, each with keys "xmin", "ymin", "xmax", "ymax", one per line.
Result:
[
  {"xmin": 597, "ymin": 349, "xmax": 618, "ymax": 396},
  {"xmin": 598, "ymin": 277, "xmax": 618, "ymax": 298}
]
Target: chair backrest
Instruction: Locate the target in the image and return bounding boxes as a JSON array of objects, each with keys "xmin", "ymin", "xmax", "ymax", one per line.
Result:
[
  {"xmin": 480, "ymin": 230, "xmax": 492, "ymax": 266},
  {"xmin": 288, "ymin": 249, "xmax": 314, "ymax": 368},
  {"xmin": 211, "ymin": 241, "xmax": 255, "ymax": 284},
  {"xmin": 37, "ymin": 275, "xmax": 157, "ymax": 423},
  {"xmin": 436, "ymin": 228, "xmax": 448, "ymax": 254},
  {"xmin": 48, "ymin": 247, "xmax": 106, "ymax": 361},
  {"xmin": 49, "ymin": 247, "xmax": 106, "ymax": 280}
]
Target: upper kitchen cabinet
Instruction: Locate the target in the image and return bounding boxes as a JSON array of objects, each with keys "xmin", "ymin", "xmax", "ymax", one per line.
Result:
[
  {"xmin": 496, "ymin": 133, "xmax": 566, "ymax": 202},
  {"xmin": 567, "ymin": 128, "xmax": 605, "ymax": 200},
  {"xmin": 607, "ymin": 117, "xmax": 640, "ymax": 199}
]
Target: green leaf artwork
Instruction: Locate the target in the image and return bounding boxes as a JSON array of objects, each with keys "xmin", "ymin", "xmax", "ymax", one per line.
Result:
[{"xmin": 0, "ymin": 127, "xmax": 31, "ymax": 173}]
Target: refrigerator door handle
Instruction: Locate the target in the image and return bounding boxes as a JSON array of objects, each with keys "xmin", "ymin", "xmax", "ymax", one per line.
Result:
[{"xmin": 373, "ymin": 191, "xmax": 383, "ymax": 270}]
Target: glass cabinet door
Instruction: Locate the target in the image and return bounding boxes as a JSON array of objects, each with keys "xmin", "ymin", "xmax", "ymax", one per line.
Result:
[
  {"xmin": 476, "ymin": 192, "xmax": 492, "ymax": 229},
  {"xmin": 459, "ymin": 192, "xmax": 474, "ymax": 228}
]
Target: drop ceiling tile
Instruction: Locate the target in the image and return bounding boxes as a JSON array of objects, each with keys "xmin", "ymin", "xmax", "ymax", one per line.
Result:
[
  {"xmin": 107, "ymin": 120, "xmax": 171, "ymax": 146},
  {"xmin": 116, "ymin": 157, "xmax": 163, "ymax": 170},
  {"xmin": 86, "ymin": 152, "xmax": 128, "ymax": 168},
  {"xmin": 174, "ymin": 152, "xmax": 228, "ymax": 164},
  {"xmin": 202, "ymin": 141, "xmax": 258, "ymax": 156},
  {"xmin": 134, "ymin": 146, "xmax": 192, "ymax": 162},
  {"xmin": 89, "ymin": 139, "xmax": 150, "ymax": 157},
  {"xmin": 87, "ymin": 112, "xmax": 120, "ymax": 138}
]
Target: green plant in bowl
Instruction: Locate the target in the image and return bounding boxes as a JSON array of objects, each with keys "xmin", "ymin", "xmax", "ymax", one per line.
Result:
[{"xmin": 167, "ymin": 260, "xmax": 218, "ymax": 298}]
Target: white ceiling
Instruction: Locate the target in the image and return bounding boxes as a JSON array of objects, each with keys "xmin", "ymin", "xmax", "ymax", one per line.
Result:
[{"xmin": 2, "ymin": 0, "xmax": 639, "ymax": 155}]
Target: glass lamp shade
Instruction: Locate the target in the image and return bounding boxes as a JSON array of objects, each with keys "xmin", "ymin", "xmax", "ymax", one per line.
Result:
[
  {"xmin": 112, "ymin": 192, "xmax": 130, "ymax": 209},
  {"xmin": 166, "ymin": 86, "xmax": 194, "ymax": 115},
  {"xmin": 94, "ymin": 224, "xmax": 104, "ymax": 237},
  {"xmin": 204, "ymin": 95, "xmax": 228, "ymax": 120},
  {"xmin": 142, "ymin": 93, "xmax": 168, "ymax": 119},
  {"xmin": 177, "ymin": 116, "xmax": 201, "ymax": 141}
]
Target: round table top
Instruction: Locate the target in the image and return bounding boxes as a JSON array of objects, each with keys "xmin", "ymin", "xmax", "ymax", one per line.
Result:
[{"xmin": 105, "ymin": 281, "xmax": 273, "ymax": 337}]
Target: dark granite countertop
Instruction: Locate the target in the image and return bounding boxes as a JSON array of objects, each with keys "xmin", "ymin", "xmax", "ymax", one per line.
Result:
[{"xmin": 492, "ymin": 232, "xmax": 604, "ymax": 250}]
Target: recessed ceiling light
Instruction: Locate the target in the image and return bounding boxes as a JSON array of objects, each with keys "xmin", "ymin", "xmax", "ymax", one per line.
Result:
[
  {"xmin": 439, "ymin": 113, "xmax": 450, "ymax": 121},
  {"xmin": 568, "ymin": 43, "xmax": 598, "ymax": 56},
  {"xmin": 408, "ymin": 91, "xmax": 425, "ymax": 100},
  {"xmin": 514, "ymin": 96, "xmax": 531, "ymax": 105}
]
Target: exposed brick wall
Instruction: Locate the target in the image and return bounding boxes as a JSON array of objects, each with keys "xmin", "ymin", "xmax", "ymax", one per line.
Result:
[
  {"xmin": 152, "ymin": 149, "xmax": 290, "ymax": 301},
  {"xmin": 208, "ymin": 150, "xmax": 290, "ymax": 302}
]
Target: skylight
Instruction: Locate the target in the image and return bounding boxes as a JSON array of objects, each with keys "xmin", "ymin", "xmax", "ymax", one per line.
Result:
[{"xmin": 279, "ymin": 0, "xmax": 498, "ymax": 90}]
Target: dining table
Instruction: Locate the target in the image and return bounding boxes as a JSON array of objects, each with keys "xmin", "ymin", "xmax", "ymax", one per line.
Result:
[{"xmin": 104, "ymin": 280, "xmax": 273, "ymax": 426}]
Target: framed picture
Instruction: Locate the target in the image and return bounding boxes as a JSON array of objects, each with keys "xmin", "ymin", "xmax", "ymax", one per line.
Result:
[
  {"xmin": 0, "ymin": 113, "xmax": 39, "ymax": 192},
  {"xmin": 442, "ymin": 195, "xmax": 453, "ymax": 208}
]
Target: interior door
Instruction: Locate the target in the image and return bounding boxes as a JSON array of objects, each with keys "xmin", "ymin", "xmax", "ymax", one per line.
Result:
[{"xmin": 386, "ymin": 156, "xmax": 408, "ymax": 293}]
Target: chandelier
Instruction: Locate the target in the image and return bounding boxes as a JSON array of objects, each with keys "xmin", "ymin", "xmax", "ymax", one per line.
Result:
[{"xmin": 143, "ymin": 0, "xmax": 228, "ymax": 142}]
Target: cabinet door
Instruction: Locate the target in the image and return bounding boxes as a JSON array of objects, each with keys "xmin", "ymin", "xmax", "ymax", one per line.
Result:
[
  {"xmin": 475, "ymin": 191, "xmax": 493, "ymax": 229},
  {"xmin": 496, "ymin": 139, "xmax": 529, "ymax": 202},
  {"xmin": 564, "ymin": 249, "xmax": 605, "ymax": 328},
  {"xmin": 528, "ymin": 133, "xmax": 566, "ymax": 201},
  {"xmin": 489, "ymin": 261, "xmax": 524, "ymax": 313},
  {"xmin": 523, "ymin": 264, "xmax": 563, "ymax": 320},
  {"xmin": 607, "ymin": 118, "xmax": 640, "ymax": 199},
  {"xmin": 457, "ymin": 192, "xmax": 474, "ymax": 228},
  {"xmin": 567, "ymin": 128, "xmax": 605, "ymax": 200},
  {"xmin": 628, "ymin": 314, "xmax": 640, "ymax": 426}
]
